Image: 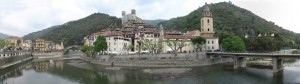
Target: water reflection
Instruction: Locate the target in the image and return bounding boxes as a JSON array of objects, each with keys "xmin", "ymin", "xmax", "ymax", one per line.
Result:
[{"xmin": 0, "ymin": 59, "xmax": 300, "ymax": 84}]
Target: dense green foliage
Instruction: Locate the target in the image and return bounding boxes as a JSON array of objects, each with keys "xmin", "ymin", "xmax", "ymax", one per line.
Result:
[
  {"xmin": 23, "ymin": 26, "xmax": 60, "ymax": 40},
  {"xmin": 191, "ymin": 36, "xmax": 206, "ymax": 58},
  {"xmin": 93, "ymin": 35, "xmax": 108, "ymax": 54},
  {"xmin": 0, "ymin": 39, "xmax": 5, "ymax": 48},
  {"xmin": 191, "ymin": 36, "xmax": 206, "ymax": 50},
  {"xmin": 80, "ymin": 45, "xmax": 94, "ymax": 57},
  {"xmin": 221, "ymin": 36, "xmax": 246, "ymax": 52},
  {"xmin": 292, "ymin": 50, "xmax": 300, "ymax": 54},
  {"xmin": 158, "ymin": 2, "xmax": 296, "ymax": 45},
  {"xmin": 246, "ymin": 35, "xmax": 284, "ymax": 52},
  {"xmin": 23, "ymin": 13, "xmax": 121, "ymax": 46},
  {"xmin": 143, "ymin": 19, "xmax": 166, "ymax": 27}
]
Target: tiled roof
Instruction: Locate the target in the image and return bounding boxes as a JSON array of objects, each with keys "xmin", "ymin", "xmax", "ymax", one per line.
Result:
[
  {"xmin": 35, "ymin": 39, "xmax": 45, "ymax": 42},
  {"xmin": 185, "ymin": 30, "xmax": 200, "ymax": 36},
  {"xmin": 164, "ymin": 35, "xmax": 195, "ymax": 39},
  {"xmin": 105, "ymin": 31, "xmax": 123, "ymax": 37}
]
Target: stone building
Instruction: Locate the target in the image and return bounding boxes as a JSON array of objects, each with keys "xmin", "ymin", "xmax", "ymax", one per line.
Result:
[
  {"xmin": 21, "ymin": 40, "xmax": 32, "ymax": 51},
  {"xmin": 200, "ymin": 3, "xmax": 219, "ymax": 51},
  {"xmin": 84, "ymin": 6, "xmax": 220, "ymax": 54},
  {"xmin": 33, "ymin": 39, "xmax": 53, "ymax": 52}
]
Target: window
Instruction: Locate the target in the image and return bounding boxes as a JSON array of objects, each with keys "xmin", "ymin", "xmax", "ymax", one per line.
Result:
[
  {"xmin": 114, "ymin": 48, "xmax": 116, "ymax": 51},
  {"xmin": 207, "ymin": 19, "xmax": 209, "ymax": 23},
  {"xmin": 212, "ymin": 41, "xmax": 214, "ymax": 44},
  {"xmin": 212, "ymin": 46, "xmax": 214, "ymax": 49},
  {"xmin": 208, "ymin": 28, "xmax": 210, "ymax": 31},
  {"xmin": 207, "ymin": 41, "xmax": 209, "ymax": 44},
  {"xmin": 202, "ymin": 20, "xmax": 203, "ymax": 27}
]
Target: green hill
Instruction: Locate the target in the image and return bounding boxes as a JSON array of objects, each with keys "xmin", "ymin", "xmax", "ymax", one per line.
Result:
[
  {"xmin": 143, "ymin": 19, "xmax": 166, "ymax": 27},
  {"xmin": 23, "ymin": 13, "xmax": 121, "ymax": 46},
  {"xmin": 0, "ymin": 33, "xmax": 9, "ymax": 39},
  {"xmin": 158, "ymin": 2, "xmax": 296, "ymax": 43}
]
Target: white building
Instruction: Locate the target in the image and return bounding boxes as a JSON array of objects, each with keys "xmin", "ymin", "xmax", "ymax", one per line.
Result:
[
  {"xmin": 105, "ymin": 31, "xmax": 131, "ymax": 55},
  {"xmin": 84, "ymin": 30, "xmax": 131, "ymax": 55}
]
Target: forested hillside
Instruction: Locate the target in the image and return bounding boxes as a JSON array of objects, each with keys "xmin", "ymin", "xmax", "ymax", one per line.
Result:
[
  {"xmin": 158, "ymin": 2, "xmax": 296, "ymax": 44},
  {"xmin": 23, "ymin": 13, "xmax": 121, "ymax": 46},
  {"xmin": 23, "ymin": 2, "xmax": 298, "ymax": 48}
]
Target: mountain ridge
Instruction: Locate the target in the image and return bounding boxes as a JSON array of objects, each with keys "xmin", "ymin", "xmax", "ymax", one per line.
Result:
[
  {"xmin": 22, "ymin": 2, "xmax": 297, "ymax": 46},
  {"xmin": 0, "ymin": 32, "xmax": 10, "ymax": 39}
]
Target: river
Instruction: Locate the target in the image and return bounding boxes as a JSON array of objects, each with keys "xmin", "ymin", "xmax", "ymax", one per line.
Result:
[{"xmin": 1, "ymin": 59, "xmax": 300, "ymax": 84}]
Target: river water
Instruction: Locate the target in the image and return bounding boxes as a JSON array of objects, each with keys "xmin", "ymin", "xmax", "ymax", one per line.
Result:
[{"xmin": 1, "ymin": 59, "xmax": 300, "ymax": 84}]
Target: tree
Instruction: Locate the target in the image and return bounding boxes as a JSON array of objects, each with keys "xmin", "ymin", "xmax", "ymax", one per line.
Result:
[
  {"xmin": 93, "ymin": 35, "xmax": 108, "ymax": 55},
  {"xmin": 248, "ymin": 35, "xmax": 284, "ymax": 52},
  {"xmin": 142, "ymin": 39, "xmax": 161, "ymax": 56},
  {"xmin": 123, "ymin": 44, "xmax": 134, "ymax": 54},
  {"xmin": 17, "ymin": 39, "xmax": 21, "ymax": 47},
  {"xmin": 80, "ymin": 45, "xmax": 93, "ymax": 57},
  {"xmin": 165, "ymin": 39, "xmax": 188, "ymax": 58},
  {"xmin": 221, "ymin": 36, "xmax": 246, "ymax": 52},
  {"xmin": 191, "ymin": 36, "xmax": 206, "ymax": 58},
  {"xmin": 0, "ymin": 39, "xmax": 5, "ymax": 48}
]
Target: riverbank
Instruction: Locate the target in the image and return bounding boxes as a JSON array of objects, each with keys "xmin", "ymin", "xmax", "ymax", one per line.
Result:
[
  {"xmin": 0, "ymin": 54, "xmax": 33, "ymax": 69},
  {"xmin": 32, "ymin": 52, "xmax": 63, "ymax": 58},
  {"xmin": 80, "ymin": 54, "xmax": 233, "ymax": 67}
]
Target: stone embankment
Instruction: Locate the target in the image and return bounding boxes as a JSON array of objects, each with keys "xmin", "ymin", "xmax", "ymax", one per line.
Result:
[
  {"xmin": 81, "ymin": 52, "xmax": 233, "ymax": 67},
  {"xmin": 0, "ymin": 52, "xmax": 32, "ymax": 68},
  {"xmin": 32, "ymin": 52, "xmax": 63, "ymax": 58}
]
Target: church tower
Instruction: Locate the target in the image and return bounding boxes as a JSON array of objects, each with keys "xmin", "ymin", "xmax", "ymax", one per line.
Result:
[
  {"xmin": 159, "ymin": 24, "xmax": 164, "ymax": 40},
  {"xmin": 200, "ymin": 3, "xmax": 214, "ymax": 38}
]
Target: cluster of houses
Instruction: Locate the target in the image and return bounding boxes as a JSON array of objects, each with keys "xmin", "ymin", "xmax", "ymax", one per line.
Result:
[
  {"xmin": 83, "ymin": 3, "xmax": 219, "ymax": 55},
  {"xmin": 2, "ymin": 36, "xmax": 64, "ymax": 52}
]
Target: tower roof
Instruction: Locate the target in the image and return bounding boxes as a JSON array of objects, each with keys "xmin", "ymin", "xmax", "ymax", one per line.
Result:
[{"xmin": 203, "ymin": 3, "xmax": 210, "ymax": 11}]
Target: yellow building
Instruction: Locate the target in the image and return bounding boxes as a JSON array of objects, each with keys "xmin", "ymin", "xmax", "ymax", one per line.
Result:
[{"xmin": 34, "ymin": 39, "xmax": 52, "ymax": 52}]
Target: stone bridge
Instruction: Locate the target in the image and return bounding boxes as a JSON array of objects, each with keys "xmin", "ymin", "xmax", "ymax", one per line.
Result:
[
  {"xmin": 206, "ymin": 52, "xmax": 300, "ymax": 74},
  {"xmin": 63, "ymin": 45, "xmax": 81, "ymax": 55}
]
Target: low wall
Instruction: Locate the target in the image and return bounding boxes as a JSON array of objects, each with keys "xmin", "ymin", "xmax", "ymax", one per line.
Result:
[
  {"xmin": 82, "ymin": 52, "xmax": 233, "ymax": 67},
  {"xmin": 0, "ymin": 53, "xmax": 33, "ymax": 68},
  {"xmin": 32, "ymin": 52, "xmax": 63, "ymax": 58}
]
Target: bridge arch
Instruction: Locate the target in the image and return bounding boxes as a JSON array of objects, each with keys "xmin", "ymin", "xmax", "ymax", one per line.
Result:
[{"xmin": 63, "ymin": 45, "xmax": 81, "ymax": 55}]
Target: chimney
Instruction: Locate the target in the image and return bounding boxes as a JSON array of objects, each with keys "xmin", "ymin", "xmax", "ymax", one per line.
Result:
[
  {"xmin": 122, "ymin": 11, "xmax": 126, "ymax": 16},
  {"xmin": 131, "ymin": 9, "xmax": 136, "ymax": 15}
]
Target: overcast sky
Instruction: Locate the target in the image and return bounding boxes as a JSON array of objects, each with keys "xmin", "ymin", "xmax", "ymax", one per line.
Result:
[{"xmin": 0, "ymin": 0, "xmax": 299, "ymax": 37}]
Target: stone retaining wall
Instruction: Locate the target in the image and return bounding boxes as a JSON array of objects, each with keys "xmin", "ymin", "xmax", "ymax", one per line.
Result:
[
  {"xmin": 0, "ymin": 54, "xmax": 32, "ymax": 68},
  {"xmin": 82, "ymin": 52, "xmax": 233, "ymax": 67},
  {"xmin": 32, "ymin": 52, "xmax": 63, "ymax": 58}
]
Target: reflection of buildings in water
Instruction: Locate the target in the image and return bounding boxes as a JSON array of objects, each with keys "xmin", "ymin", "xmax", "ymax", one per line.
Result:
[
  {"xmin": 49, "ymin": 60, "xmax": 64, "ymax": 70},
  {"xmin": 0, "ymin": 61, "xmax": 31, "ymax": 82},
  {"xmin": 34, "ymin": 61, "xmax": 49, "ymax": 72},
  {"xmin": 55, "ymin": 60, "xmax": 64, "ymax": 70},
  {"xmin": 0, "ymin": 69, "xmax": 23, "ymax": 81},
  {"xmin": 97, "ymin": 71, "xmax": 126, "ymax": 84}
]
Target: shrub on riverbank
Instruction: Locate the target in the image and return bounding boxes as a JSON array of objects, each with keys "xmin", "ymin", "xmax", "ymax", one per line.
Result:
[{"xmin": 292, "ymin": 50, "xmax": 300, "ymax": 54}]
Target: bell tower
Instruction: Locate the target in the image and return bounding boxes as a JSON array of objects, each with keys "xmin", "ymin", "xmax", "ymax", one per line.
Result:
[{"xmin": 200, "ymin": 3, "xmax": 214, "ymax": 38}]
